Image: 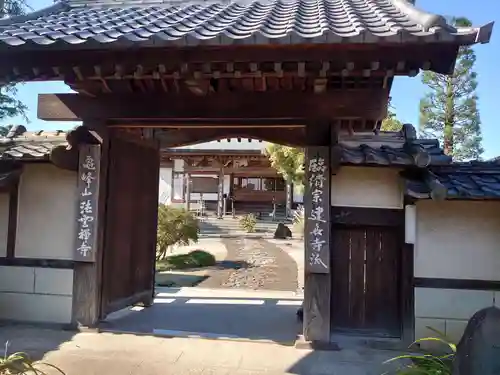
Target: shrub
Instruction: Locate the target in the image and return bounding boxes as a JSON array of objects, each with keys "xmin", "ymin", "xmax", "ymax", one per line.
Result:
[
  {"xmin": 239, "ymin": 213, "xmax": 257, "ymax": 233},
  {"xmin": 384, "ymin": 327, "xmax": 455, "ymax": 375},
  {"xmin": 157, "ymin": 250, "xmax": 216, "ymax": 271},
  {"xmin": 156, "ymin": 204, "xmax": 199, "ymax": 260}
]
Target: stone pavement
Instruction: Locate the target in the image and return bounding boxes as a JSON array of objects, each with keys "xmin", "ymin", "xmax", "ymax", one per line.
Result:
[
  {"xmin": 100, "ymin": 287, "xmax": 303, "ymax": 344},
  {"xmin": 199, "ymin": 238, "xmax": 298, "ymax": 291},
  {"xmin": 0, "ymin": 325, "xmax": 403, "ymax": 375}
]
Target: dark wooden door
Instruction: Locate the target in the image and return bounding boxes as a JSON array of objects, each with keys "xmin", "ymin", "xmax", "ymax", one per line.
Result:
[
  {"xmin": 331, "ymin": 208, "xmax": 403, "ymax": 338},
  {"xmin": 101, "ymin": 132, "xmax": 160, "ymax": 316}
]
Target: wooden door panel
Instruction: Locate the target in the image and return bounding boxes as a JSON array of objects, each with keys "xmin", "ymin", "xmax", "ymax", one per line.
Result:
[
  {"xmin": 331, "ymin": 225, "xmax": 402, "ymax": 337},
  {"xmin": 331, "ymin": 229, "xmax": 351, "ymax": 328},
  {"xmin": 101, "ymin": 133, "xmax": 159, "ymax": 316}
]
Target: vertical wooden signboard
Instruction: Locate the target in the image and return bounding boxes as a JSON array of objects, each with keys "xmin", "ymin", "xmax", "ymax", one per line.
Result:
[
  {"xmin": 74, "ymin": 144, "xmax": 101, "ymax": 262},
  {"xmin": 304, "ymin": 147, "xmax": 330, "ymax": 274}
]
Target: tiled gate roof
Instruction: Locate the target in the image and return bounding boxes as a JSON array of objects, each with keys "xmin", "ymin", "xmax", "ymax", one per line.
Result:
[
  {"xmin": 0, "ymin": 0, "xmax": 493, "ymax": 49},
  {"xmin": 406, "ymin": 162, "xmax": 500, "ymax": 200}
]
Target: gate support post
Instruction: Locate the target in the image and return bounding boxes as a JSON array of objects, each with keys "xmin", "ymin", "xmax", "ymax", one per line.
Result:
[
  {"xmin": 302, "ymin": 122, "xmax": 335, "ymax": 343},
  {"xmin": 71, "ymin": 124, "xmax": 108, "ymax": 328}
]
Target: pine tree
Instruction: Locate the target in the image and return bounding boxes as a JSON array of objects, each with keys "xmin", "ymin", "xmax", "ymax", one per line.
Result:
[
  {"xmin": 419, "ymin": 17, "xmax": 483, "ymax": 161},
  {"xmin": 381, "ymin": 98, "xmax": 403, "ymax": 132}
]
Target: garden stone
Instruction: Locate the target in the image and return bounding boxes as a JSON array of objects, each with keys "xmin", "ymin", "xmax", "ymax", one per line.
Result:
[
  {"xmin": 274, "ymin": 223, "xmax": 292, "ymax": 239},
  {"xmin": 453, "ymin": 306, "xmax": 500, "ymax": 375}
]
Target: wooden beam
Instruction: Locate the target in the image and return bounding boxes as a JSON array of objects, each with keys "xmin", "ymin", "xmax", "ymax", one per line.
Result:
[
  {"xmin": 38, "ymin": 90, "xmax": 388, "ymax": 122},
  {"xmin": 6, "ymin": 181, "xmax": 19, "ymax": 259},
  {"xmin": 157, "ymin": 127, "xmax": 307, "ymax": 148}
]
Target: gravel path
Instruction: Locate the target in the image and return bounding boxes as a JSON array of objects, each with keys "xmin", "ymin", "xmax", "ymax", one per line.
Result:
[{"xmin": 199, "ymin": 237, "xmax": 298, "ymax": 291}]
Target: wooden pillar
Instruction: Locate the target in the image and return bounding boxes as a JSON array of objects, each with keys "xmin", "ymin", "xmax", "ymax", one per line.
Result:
[
  {"xmin": 286, "ymin": 182, "xmax": 293, "ymax": 218},
  {"xmin": 303, "ymin": 122, "xmax": 333, "ymax": 343},
  {"xmin": 217, "ymin": 168, "xmax": 224, "ymax": 219},
  {"xmin": 71, "ymin": 124, "xmax": 108, "ymax": 328},
  {"xmin": 185, "ymin": 173, "xmax": 190, "ymax": 212}
]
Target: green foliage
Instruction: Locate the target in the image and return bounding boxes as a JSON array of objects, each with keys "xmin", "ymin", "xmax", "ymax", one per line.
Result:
[
  {"xmin": 381, "ymin": 98, "xmax": 403, "ymax": 132},
  {"xmin": 239, "ymin": 213, "xmax": 257, "ymax": 233},
  {"xmin": 384, "ymin": 328, "xmax": 456, "ymax": 375},
  {"xmin": 264, "ymin": 144, "xmax": 304, "ymax": 188},
  {"xmin": 419, "ymin": 17, "xmax": 483, "ymax": 161},
  {"xmin": 0, "ymin": 345, "xmax": 65, "ymax": 374},
  {"xmin": 1, "ymin": 2, "xmax": 29, "ymax": 125},
  {"xmin": 156, "ymin": 250, "xmax": 216, "ymax": 271},
  {"xmin": 0, "ymin": 85, "xmax": 28, "ymax": 123},
  {"xmin": 1, "ymin": 0, "xmax": 30, "ymax": 17},
  {"xmin": 156, "ymin": 204, "xmax": 199, "ymax": 260}
]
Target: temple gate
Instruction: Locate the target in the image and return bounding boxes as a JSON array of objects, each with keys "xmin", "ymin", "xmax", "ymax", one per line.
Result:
[{"xmin": 0, "ymin": 0, "xmax": 492, "ymax": 344}]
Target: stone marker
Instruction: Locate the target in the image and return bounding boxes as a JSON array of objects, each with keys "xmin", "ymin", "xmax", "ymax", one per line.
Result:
[
  {"xmin": 453, "ymin": 306, "xmax": 500, "ymax": 375},
  {"xmin": 274, "ymin": 223, "xmax": 292, "ymax": 239}
]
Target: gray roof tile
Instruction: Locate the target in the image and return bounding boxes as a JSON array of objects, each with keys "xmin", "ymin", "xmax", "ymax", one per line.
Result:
[
  {"xmin": 0, "ymin": 0, "xmax": 493, "ymax": 49},
  {"xmin": 340, "ymin": 138, "xmax": 451, "ymax": 166},
  {"xmin": 406, "ymin": 162, "xmax": 500, "ymax": 200},
  {"xmin": 0, "ymin": 130, "xmax": 67, "ymax": 160}
]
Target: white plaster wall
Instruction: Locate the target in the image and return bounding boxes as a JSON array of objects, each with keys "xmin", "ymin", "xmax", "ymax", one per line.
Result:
[
  {"xmin": 16, "ymin": 164, "xmax": 77, "ymax": 260},
  {"xmin": 331, "ymin": 167, "xmax": 403, "ymax": 209},
  {"xmin": 0, "ymin": 193, "xmax": 9, "ymax": 257},
  {"xmin": 414, "ymin": 200, "xmax": 500, "ymax": 343},
  {"xmin": 293, "ymin": 184, "xmax": 303, "ymax": 204},
  {"xmin": 415, "ymin": 200, "xmax": 500, "ymax": 280},
  {"xmin": 0, "ymin": 266, "xmax": 73, "ymax": 324},
  {"xmin": 159, "ymin": 167, "xmax": 173, "ymax": 204},
  {"xmin": 415, "ymin": 288, "xmax": 496, "ymax": 343},
  {"xmin": 173, "ymin": 159, "xmax": 184, "ymax": 172}
]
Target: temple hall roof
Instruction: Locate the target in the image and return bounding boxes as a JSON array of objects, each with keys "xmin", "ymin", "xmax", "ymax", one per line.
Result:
[
  {"xmin": 0, "ymin": 0, "xmax": 493, "ymax": 50},
  {"xmin": 2, "ymin": 125, "xmax": 500, "ymax": 200}
]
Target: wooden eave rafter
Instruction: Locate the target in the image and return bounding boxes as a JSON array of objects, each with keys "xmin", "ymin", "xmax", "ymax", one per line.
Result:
[{"xmin": 1, "ymin": 44, "xmax": 459, "ymax": 94}]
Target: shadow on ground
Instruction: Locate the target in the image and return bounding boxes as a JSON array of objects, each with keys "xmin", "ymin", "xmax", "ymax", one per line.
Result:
[
  {"xmin": 100, "ymin": 294, "xmax": 302, "ymax": 345},
  {"xmin": 0, "ymin": 324, "xmax": 76, "ymax": 361}
]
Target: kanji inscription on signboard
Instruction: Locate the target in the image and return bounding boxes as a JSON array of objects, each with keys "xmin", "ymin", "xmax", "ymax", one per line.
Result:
[
  {"xmin": 74, "ymin": 144, "xmax": 100, "ymax": 262},
  {"xmin": 305, "ymin": 147, "xmax": 330, "ymax": 274}
]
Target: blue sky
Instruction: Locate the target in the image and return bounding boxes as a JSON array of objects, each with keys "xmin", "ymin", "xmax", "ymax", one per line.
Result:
[{"xmin": 3, "ymin": 0, "xmax": 499, "ymax": 158}]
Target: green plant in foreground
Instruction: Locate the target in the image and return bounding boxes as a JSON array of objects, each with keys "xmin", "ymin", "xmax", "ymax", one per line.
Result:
[
  {"xmin": 156, "ymin": 250, "xmax": 216, "ymax": 271},
  {"xmin": 384, "ymin": 328, "xmax": 456, "ymax": 375},
  {"xmin": 239, "ymin": 213, "xmax": 257, "ymax": 233},
  {"xmin": 156, "ymin": 204, "xmax": 199, "ymax": 260},
  {"xmin": 0, "ymin": 343, "xmax": 64, "ymax": 374}
]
